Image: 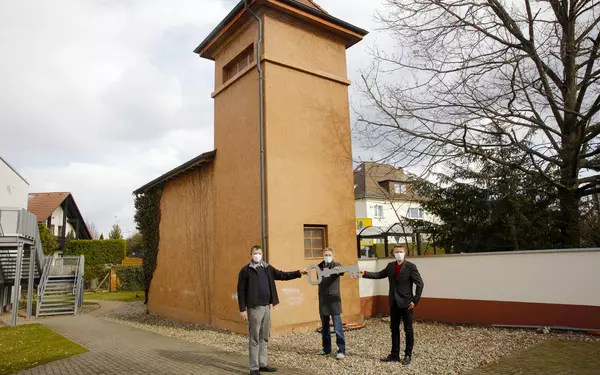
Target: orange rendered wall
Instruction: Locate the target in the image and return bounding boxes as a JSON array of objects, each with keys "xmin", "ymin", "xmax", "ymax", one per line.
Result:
[
  {"xmin": 212, "ymin": 20, "xmax": 264, "ymax": 334},
  {"xmin": 263, "ymin": 14, "xmax": 362, "ymax": 333},
  {"xmin": 147, "ymin": 165, "xmax": 215, "ymax": 325}
]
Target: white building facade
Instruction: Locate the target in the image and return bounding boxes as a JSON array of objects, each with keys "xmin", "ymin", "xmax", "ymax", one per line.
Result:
[
  {"xmin": 355, "ymin": 198, "xmax": 435, "ymax": 231},
  {"xmin": 0, "ymin": 156, "xmax": 29, "ymax": 209},
  {"xmin": 354, "ymin": 162, "xmax": 439, "ymax": 252},
  {"xmin": 46, "ymin": 205, "xmax": 76, "ymax": 237}
]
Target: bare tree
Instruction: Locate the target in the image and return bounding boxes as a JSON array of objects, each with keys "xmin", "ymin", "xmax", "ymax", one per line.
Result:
[
  {"xmin": 358, "ymin": 0, "xmax": 600, "ymax": 247},
  {"xmin": 87, "ymin": 221, "xmax": 99, "ymax": 240}
]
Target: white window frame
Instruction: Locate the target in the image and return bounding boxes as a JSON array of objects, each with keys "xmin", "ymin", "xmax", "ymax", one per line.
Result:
[
  {"xmin": 394, "ymin": 183, "xmax": 407, "ymax": 194},
  {"xmin": 407, "ymin": 207, "xmax": 423, "ymax": 219},
  {"xmin": 373, "ymin": 204, "xmax": 384, "ymax": 218}
]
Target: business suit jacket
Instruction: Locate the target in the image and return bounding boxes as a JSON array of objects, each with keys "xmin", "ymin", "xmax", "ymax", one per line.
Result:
[
  {"xmin": 317, "ymin": 261, "xmax": 343, "ymax": 316},
  {"xmin": 363, "ymin": 260, "xmax": 424, "ymax": 309}
]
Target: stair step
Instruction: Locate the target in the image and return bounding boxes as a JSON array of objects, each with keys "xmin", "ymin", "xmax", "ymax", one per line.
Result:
[
  {"xmin": 40, "ymin": 301, "xmax": 75, "ymax": 308},
  {"xmin": 42, "ymin": 296, "xmax": 73, "ymax": 299},
  {"xmin": 41, "ymin": 298, "xmax": 76, "ymax": 302},
  {"xmin": 37, "ymin": 311, "xmax": 76, "ymax": 316},
  {"xmin": 44, "ymin": 287, "xmax": 73, "ymax": 294},
  {"xmin": 39, "ymin": 307, "xmax": 76, "ymax": 312}
]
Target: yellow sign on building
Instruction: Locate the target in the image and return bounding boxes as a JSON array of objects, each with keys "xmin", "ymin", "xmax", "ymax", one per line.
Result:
[{"xmin": 356, "ymin": 218, "xmax": 372, "ymax": 231}]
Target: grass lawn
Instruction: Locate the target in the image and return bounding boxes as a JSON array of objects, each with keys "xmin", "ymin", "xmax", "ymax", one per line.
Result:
[
  {"xmin": 470, "ymin": 340, "xmax": 600, "ymax": 375},
  {"xmin": 0, "ymin": 324, "xmax": 87, "ymax": 375},
  {"xmin": 84, "ymin": 290, "xmax": 145, "ymax": 302}
]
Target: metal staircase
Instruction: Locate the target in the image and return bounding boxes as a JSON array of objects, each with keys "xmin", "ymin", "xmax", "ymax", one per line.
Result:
[
  {"xmin": 0, "ymin": 207, "xmax": 85, "ymax": 324},
  {"xmin": 0, "ymin": 207, "xmax": 46, "ymax": 325},
  {"xmin": 36, "ymin": 255, "xmax": 84, "ymax": 317}
]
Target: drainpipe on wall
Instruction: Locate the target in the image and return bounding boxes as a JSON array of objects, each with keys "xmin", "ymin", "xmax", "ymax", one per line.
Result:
[{"xmin": 243, "ymin": 0, "xmax": 268, "ymax": 260}]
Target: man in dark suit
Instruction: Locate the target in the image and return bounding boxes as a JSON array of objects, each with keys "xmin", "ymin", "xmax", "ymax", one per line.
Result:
[
  {"xmin": 316, "ymin": 247, "xmax": 346, "ymax": 359},
  {"xmin": 360, "ymin": 246, "xmax": 424, "ymax": 365}
]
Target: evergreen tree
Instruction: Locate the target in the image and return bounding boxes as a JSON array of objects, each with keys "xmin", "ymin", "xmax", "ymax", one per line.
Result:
[
  {"xmin": 414, "ymin": 144, "xmax": 562, "ymax": 253},
  {"xmin": 108, "ymin": 224, "xmax": 123, "ymax": 240}
]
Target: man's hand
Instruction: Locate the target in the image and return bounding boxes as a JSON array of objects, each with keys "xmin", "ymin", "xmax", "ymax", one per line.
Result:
[
  {"xmin": 408, "ymin": 302, "xmax": 415, "ymax": 310},
  {"xmin": 241, "ymin": 311, "xmax": 248, "ymax": 321},
  {"xmin": 300, "ymin": 269, "xmax": 308, "ymax": 275}
]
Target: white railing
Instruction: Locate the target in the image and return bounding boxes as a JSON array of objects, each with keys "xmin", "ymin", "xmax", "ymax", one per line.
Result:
[
  {"xmin": 74, "ymin": 255, "xmax": 85, "ymax": 314},
  {"xmin": 0, "ymin": 207, "xmax": 45, "ymax": 271},
  {"xmin": 49, "ymin": 256, "xmax": 80, "ymax": 276},
  {"xmin": 36, "ymin": 257, "xmax": 52, "ymax": 317}
]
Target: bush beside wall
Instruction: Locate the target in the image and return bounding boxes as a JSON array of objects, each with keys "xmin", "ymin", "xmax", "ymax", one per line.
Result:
[
  {"xmin": 114, "ymin": 266, "xmax": 144, "ymax": 292},
  {"xmin": 64, "ymin": 239, "xmax": 126, "ymax": 281}
]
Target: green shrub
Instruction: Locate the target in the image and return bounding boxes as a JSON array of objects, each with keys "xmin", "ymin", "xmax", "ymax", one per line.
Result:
[
  {"xmin": 64, "ymin": 240, "xmax": 126, "ymax": 281},
  {"xmin": 38, "ymin": 224, "xmax": 58, "ymax": 256},
  {"xmin": 114, "ymin": 266, "xmax": 144, "ymax": 296},
  {"xmin": 134, "ymin": 186, "xmax": 164, "ymax": 304}
]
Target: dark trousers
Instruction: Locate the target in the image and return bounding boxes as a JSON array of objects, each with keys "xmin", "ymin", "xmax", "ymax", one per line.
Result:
[
  {"xmin": 390, "ymin": 303, "xmax": 414, "ymax": 356},
  {"xmin": 321, "ymin": 314, "xmax": 346, "ymax": 354}
]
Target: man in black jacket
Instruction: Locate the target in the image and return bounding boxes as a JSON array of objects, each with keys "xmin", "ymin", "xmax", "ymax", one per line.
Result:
[
  {"xmin": 360, "ymin": 246, "xmax": 424, "ymax": 365},
  {"xmin": 237, "ymin": 245, "xmax": 307, "ymax": 375},
  {"xmin": 316, "ymin": 247, "xmax": 346, "ymax": 359}
]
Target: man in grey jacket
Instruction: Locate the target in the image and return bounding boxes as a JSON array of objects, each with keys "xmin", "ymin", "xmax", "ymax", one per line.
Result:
[{"xmin": 316, "ymin": 247, "xmax": 346, "ymax": 359}]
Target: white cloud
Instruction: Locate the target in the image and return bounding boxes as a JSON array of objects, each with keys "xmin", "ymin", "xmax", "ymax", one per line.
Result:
[{"xmin": 1, "ymin": 0, "xmax": 386, "ymax": 237}]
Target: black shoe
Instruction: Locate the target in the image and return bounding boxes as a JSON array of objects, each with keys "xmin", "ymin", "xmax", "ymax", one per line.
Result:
[
  {"xmin": 250, "ymin": 371, "xmax": 260, "ymax": 375},
  {"xmin": 402, "ymin": 355, "xmax": 412, "ymax": 365},
  {"xmin": 259, "ymin": 366, "xmax": 278, "ymax": 372},
  {"xmin": 381, "ymin": 354, "xmax": 401, "ymax": 362}
]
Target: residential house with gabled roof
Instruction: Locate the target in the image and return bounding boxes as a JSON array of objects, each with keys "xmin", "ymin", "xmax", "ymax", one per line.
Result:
[
  {"xmin": 354, "ymin": 162, "xmax": 434, "ymax": 233},
  {"xmin": 27, "ymin": 192, "xmax": 92, "ymax": 247}
]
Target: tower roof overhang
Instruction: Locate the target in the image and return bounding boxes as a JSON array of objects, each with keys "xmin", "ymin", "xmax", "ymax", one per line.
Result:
[{"xmin": 194, "ymin": 0, "xmax": 368, "ymax": 60}]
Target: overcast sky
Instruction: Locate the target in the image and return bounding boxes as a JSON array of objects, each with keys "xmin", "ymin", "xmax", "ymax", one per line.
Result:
[{"xmin": 0, "ymin": 0, "xmax": 390, "ymax": 238}]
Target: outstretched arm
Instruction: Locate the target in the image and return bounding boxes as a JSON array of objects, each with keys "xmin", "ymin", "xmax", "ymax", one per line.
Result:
[
  {"xmin": 361, "ymin": 267, "xmax": 388, "ymax": 279},
  {"xmin": 272, "ymin": 266, "xmax": 302, "ymax": 281}
]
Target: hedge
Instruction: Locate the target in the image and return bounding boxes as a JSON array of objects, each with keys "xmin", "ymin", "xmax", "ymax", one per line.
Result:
[
  {"xmin": 114, "ymin": 266, "xmax": 144, "ymax": 293},
  {"xmin": 134, "ymin": 185, "xmax": 164, "ymax": 304},
  {"xmin": 64, "ymin": 239, "xmax": 126, "ymax": 281}
]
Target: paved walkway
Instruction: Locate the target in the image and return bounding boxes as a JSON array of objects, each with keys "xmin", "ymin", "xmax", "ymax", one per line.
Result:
[
  {"xmin": 467, "ymin": 339, "xmax": 600, "ymax": 375},
  {"xmin": 17, "ymin": 301, "xmax": 306, "ymax": 375}
]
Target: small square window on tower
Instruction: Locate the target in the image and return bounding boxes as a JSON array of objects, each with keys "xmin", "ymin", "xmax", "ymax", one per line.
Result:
[
  {"xmin": 223, "ymin": 44, "xmax": 255, "ymax": 83},
  {"xmin": 304, "ymin": 225, "xmax": 327, "ymax": 258}
]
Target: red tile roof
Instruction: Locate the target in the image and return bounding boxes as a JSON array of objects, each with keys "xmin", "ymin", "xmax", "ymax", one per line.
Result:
[{"xmin": 27, "ymin": 192, "xmax": 70, "ymax": 222}]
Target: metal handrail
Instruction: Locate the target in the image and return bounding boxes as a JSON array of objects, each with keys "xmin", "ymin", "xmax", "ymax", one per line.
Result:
[
  {"xmin": 0, "ymin": 208, "xmax": 45, "ymax": 274},
  {"xmin": 72, "ymin": 256, "xmax": 81, "ymax": 294},
  {"xmin": 36, "ymin": 257, "xmax": 52, "ymax": 317},
  {"xmin": 74, "ymin": 255, "xmax": 85, "ymax": 314}
]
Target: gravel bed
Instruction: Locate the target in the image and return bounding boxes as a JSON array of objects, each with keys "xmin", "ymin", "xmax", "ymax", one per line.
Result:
[{"xmin": 104, "ymin": 302, "xmax": 600, "ymax": 375}]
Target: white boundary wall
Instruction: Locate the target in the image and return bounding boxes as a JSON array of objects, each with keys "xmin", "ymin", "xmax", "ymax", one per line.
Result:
[{"xmin": 358, "ymin": 248, "xmax": 600, "ymax": 307}]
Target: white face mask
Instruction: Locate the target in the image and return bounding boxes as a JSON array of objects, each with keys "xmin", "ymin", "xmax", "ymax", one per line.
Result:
[
  {"xmin": 324, "ymin": 256, "xmax": 333, "ymax": 264},
  {"xmin": 394, "ymin": 252, "xmax": 405, "ymax": 262},
  {"xmin": 252, "ymin": 254, "xmax": 262, "ymax": 263}
]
